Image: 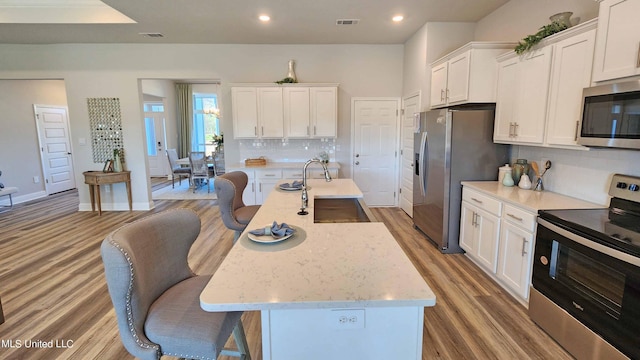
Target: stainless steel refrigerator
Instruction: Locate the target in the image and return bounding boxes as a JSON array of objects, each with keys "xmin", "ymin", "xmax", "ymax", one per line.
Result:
[{"xmin": 413, "ymin": 105, "xmax": 510, "ymax": 253}]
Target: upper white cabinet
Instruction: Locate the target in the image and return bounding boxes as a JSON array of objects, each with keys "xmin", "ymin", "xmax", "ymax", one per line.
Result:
[
  {"xmin": 545, "ymin": 29, "xmax": 596, "ymax": 147},
  {"xmin": 284, "ymin": 86, "xmax": 338, "ymax": 138},
  {"xmin": 494, "ymin": 19, "xmax": 597, "ymax": 147},
  {"xmin": 234, "ymin": 84, "xmax": 338, "ymax": 139},
  {"xmin": 592, "ymin": 0, "xmax": 640, "ymax": 82},
  {"xmin": 429, "ymin": 42, "xmax": 516, "ymax": 109},
  {"xmin": 232, "ymin": 87, "xmax": 283, "ymax": 139}
]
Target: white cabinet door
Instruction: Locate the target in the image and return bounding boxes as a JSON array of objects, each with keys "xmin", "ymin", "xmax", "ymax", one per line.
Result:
[
  {"xmin": 494, "ymin": 57, "xmax": 519, "ymax": 142},
  {"xmin": 258, "ymin": 88, "xmax": 284, "ymax": 138},
  {"xmin": 430, "ymin": 62, "xmax": 448, "ymax": 108},
  {"xmin": 513, "ymin": 47, "xmax": 553, "ymax": 144},
  {"xmin": 310, "ymin": 87, "xmax": 337, "ymax": 138},
  {"xmin": 459, "ymin": 202, "xmax": 477, "ymax": 254},
  {"xmin": 232, "ymin": 87, "xmax": 258, "ymax": 139},
  {"xmin": 257, "ymin": 179, "xmax": 280, "ymax": 204},
  {"xmin": 592, "ymin": 0, "xmax": 640, "ymax": 82},
  {"xmin": 446, "ymin": 51, "xmax": 471, "ymax": 104},
  {"xmin": 475, "ymin": 209, "xmax": 500, "ymax": 273},
  {"xmin": 284, "ymin": 87, "xmax": 311, "ymax": 138},
  {"xmin": 459, "ymin": 202, "xmax": 500, "ymax": 273},
  {"xmin": 546, "ymin": 30, "xmax": 595, "ymax": 147},
  {"xmin": 497, "ymin": 222, "xmax": 534, "ymax": 300}
]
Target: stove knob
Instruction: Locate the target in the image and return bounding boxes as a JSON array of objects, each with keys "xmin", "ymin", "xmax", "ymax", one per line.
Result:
[
  {"xmin": 629, "ymin": 184, "xmax": 639, "ymax": 192},
  {"xmin": 616, "ymin": 182, "xmax": 628, "ymax": 189}
]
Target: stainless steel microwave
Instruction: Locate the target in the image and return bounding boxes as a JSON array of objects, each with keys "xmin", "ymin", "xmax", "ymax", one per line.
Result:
[{"xmin": 578, "ymin": 80, "xmax": 640, "ymax": 150}]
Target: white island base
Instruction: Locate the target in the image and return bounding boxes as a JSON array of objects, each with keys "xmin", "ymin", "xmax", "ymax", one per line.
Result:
[
  {"xmin": 200, "ymin": 179, "xmax": 435, "ymax": 359},
  {"xmin": 262, "ymin": 306, "xmax": 424, "ymax": 360}
]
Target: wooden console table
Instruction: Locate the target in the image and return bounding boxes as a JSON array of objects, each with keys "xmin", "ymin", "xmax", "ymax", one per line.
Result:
[{"xmin": 83, "ymin": 171, "xmax": 132, "ymax": 216}]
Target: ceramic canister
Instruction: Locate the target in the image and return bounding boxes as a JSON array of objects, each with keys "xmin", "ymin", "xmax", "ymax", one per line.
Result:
[{"xmin": 498, "ymin": 164, "xmax": 512, "ymax": 185}]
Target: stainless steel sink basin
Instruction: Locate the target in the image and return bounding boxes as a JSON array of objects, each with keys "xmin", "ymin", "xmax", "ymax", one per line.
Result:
[{"xmin": 313, "ymin": 197, "xmax": 376, "ymax": 223}]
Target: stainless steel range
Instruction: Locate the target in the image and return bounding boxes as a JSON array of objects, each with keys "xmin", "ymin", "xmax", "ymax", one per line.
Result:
[{"xmin": 531, "ymin": 174, "xmax": 640, "ymax": 360}]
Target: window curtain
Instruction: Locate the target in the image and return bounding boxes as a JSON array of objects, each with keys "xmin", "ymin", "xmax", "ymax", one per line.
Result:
[{"xmin": 175, "ymin": 83, "xmax": 193, "ymax": 158}]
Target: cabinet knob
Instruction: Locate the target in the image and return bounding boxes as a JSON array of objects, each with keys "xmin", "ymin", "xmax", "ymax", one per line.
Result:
[{"xmin": 355, "ymin": 161, "xmax": 360, "ymax": 165}]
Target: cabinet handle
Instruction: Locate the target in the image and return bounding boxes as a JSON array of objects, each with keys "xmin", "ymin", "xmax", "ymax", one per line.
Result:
[
  {"xmin": 637, "ymin": 42, "xmax": 640, "ymax": 68},
  {"xmin": 574, "ymin": 121, "xmax": 580, "ymax": 142},
  {"xmin": 508, "ymin": 122, "xmax": 514, "ymax": 137},
  {"xmin": 521, "ymin": 238, "xmax": 529, "ymax": 256},
  {"xmin": 259, "ymin": 183, "xmax": 262, "ymax": 191},
  {"xmin": 514, "ymin": 123, "xmax": 519, "ymax": 137},
  {"xmin": 252, "ymin": 183, "xmax": 255, "ymax": 192},
  {"xmin": 254, "ymin": 126, "xmax": 257, "ymax": 136},
  {"xmin": 307, "ymin": 126, "xmax": 310, "ymax": 135},
  {"xmin": 314, "ymin": 126, "xmax": 317, "ymax": 135},
  {"xmin": 261, "ymin": 126, "xmax": 264, "ymax": 136},
  {"xmin": 445, "ymin": 88, "xmax": 449, "ymax": 101},
  {"xmin": 507, "ymin": 213, "xmax": 523, "ymax": 222},
  {"xmin": 264, "ymin": 174, "xmax": 276, "ymax": 177},
  {"xmin": 471, "ymin": 197, "xmax": 483, "ymax": 204},
  {"xmin": 471, "ymin": 211, "xmax": 476, "ymax": 226},
  {"xmin": 440, "ymin": 89, "xmax": 445, "ymax": 102}
]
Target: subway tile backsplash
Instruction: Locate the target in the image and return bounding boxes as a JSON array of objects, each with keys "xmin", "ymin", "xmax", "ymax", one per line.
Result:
[
  {"xmin": 239, "ymin": 138, "xmax": 337, "ymax": 163},
  {"xmin": 515, "ymin": 146, "xmax": 640, "ymax": 206}
]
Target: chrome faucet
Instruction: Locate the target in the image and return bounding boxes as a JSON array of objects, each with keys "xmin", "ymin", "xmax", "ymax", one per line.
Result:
[{"xmin": 298, "ymin": 158, "xmax": 332, "ymax": 215}]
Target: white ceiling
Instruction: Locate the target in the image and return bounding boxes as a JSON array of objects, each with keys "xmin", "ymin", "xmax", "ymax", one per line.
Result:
[{"xmin": 0, "ymin": 0, "xmax": 510, "ymax": 44}]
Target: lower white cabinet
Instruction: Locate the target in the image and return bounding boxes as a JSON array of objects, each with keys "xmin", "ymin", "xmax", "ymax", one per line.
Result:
[
  {"xmin": 496, "ymin": 221, "xmax": 534, "ymax": 301},
  {"xmin": 460, "ymin": 200, "xmax": 500, "ymax": 273},
  {"xmin": 227, "ymin": 166, "xmax": 339, "ymax": 205},
  {"xmin": 460, "ymin": 187, "xmax": 536, "ymax": 305}
]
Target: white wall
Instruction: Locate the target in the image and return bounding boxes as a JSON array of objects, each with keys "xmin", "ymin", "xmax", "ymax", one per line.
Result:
[
  {"xmin": 0, "ymin": 80, "xmax": 68, "ymax": 204},
  {"xmin": 475, "ymin": 0, "xmax": 599, "ymax": 41},
  {"xmin": 403, "ymin": 22, "xmax": 476, "ymax": 110},
  {"xmin": 0, "ymin": 43, "xmax": 403, "ymax": 210}
]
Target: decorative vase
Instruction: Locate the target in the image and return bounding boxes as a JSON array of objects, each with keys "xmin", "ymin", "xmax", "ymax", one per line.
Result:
[
  {"xmin": 502, "ymin": 171, "xmax": 515, "ymax": 187},
  {"xmin": 512, "ymin": 159, "xmax": 529, "ymax": 183},
  {"xmin": 113, "ymin": 149, "xmax": 123, "ymax": 172},
  {"xmin": 518, "ymin": 174, "xmax": 532, "ymax": 190},
  {"xmin": 286, "ymin": 59, "xmax": 297, "ymax": 82}
]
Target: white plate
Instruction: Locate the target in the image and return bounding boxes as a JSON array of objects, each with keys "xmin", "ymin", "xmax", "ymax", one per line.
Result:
[
  {"xmin": 247, "ymin": 229, "xmax": 294, "ymax": 244},
  {"xmin": 279, "ymin": 185, "xmax": 302, "ymax": 191}
]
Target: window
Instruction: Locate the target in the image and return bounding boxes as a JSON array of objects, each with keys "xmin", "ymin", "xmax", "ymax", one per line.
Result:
[{"xmin": 193, "ymin": 93, "xmax": 221, "ymax": 155}]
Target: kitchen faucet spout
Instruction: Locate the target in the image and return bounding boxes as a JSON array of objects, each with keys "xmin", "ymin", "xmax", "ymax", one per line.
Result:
[{"xmin": 298, "ymin": 158, "xmax": 332, "ymax": 215}]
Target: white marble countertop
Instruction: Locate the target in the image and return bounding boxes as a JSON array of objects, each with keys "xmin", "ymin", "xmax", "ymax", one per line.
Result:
[
  {"xmin": 201, "ymin": 178, "xmax": 436, "ymax": 312},
  {"xmin": 227, "ymin": 161, "xmax": 341, "ymax": 170},
  {"xmin": 461, "ymin": 181, "xmax": 604, "ymax": 213}
]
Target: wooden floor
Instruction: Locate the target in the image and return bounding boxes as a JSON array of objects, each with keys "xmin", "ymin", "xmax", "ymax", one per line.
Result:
[{"xmin": 0, "ymin": 181, "xmax": 572, "ymax": 360}]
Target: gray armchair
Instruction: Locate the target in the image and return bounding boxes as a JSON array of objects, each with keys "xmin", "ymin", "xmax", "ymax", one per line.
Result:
[
  {"xmin": 101, "ymin": 208, "xmax": 250, "ymax": 360},
  {"xmin": 214, "ymin": 172, "xmax": 260, "ymax": 242}
]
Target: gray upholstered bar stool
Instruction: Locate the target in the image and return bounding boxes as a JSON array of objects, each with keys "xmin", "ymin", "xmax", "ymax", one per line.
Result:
[
  {"xmin": 214, "ymin": 171, "xmax": 260, "ymax": 242},
  {"xmin": 101, "ymin": 209, "xmax": 250, "ymax": 360}
]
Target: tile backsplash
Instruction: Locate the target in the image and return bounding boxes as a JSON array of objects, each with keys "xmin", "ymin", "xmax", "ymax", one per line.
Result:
[
  {"xmin": 514, "ymin": 146, "xmax": 640, "ymax": 206},
  {"xmin": 239, "ymin": 138, "xmax": 337, "ymax": 163}
]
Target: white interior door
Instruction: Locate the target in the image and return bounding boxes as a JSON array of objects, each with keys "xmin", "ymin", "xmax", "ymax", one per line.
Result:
[
  {"xmin": 144, "ymin": 102, "xmax": 168, "ymax": 177},
  {"xmin": 352, "ymin": 98, "xmax": 399, "ymax": 206},
  {"xmin": 34, "ymin": 105, "xmax": 76, "ymax": 194},
  {"xmin": 400, "ymin": 94, "xmax": 420, "ymax": 217}
]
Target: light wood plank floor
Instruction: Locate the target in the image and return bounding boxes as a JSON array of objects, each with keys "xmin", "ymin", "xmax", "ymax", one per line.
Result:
[{"xmin": 0, "ymin": 181, "xmax": 571, "ymax": 359}]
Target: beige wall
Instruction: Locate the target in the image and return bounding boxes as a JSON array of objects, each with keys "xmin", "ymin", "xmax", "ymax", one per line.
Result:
[{"xmin": 0, "ymin": 80, "xmax": 68, "ymax": 203}]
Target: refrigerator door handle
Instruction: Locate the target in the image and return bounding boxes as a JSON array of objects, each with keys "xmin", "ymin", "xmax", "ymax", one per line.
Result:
[{"xmin": 419, "ymin": 131, "xmax": 429, "ymax": 196}]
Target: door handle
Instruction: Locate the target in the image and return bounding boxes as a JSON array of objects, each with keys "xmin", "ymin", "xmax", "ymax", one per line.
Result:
[{"xmin": 521, "ymin": 238, "xmax": 529, "ymax": 256}]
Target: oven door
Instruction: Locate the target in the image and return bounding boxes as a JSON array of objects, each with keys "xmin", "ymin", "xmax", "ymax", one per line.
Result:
[{"xmin": 533, "ymin": 219, "xmax": 640, "ymax": 359}]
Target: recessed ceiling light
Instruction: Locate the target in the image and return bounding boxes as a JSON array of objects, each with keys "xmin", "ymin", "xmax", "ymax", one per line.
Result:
[
  {"xmin": 259, "ymin": 15, "xmax": 270, "ymax": 22},
  {"xmin": 392, "ymin": 15, "xmax": 404, "ymax": 22}
]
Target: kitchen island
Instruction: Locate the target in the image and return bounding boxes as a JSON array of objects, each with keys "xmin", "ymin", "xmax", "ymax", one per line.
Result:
[{"xmin": 200, "ymin": 178, "xmax": 436, "ymax": 360}]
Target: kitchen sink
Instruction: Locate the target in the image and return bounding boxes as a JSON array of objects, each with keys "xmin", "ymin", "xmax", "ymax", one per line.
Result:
[{"xmin": 313, "ymin": 197, "xmax": 376, "ymax": 223}]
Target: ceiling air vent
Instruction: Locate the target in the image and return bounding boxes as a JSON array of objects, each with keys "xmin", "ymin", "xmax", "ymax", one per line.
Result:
[
  {"xmin": 336, "ymin": 19, "xmax": 360, "ymax": 25},
  {"xmin": 139, "ymin": 32, "xmax": 164, "ymax": 38}
]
